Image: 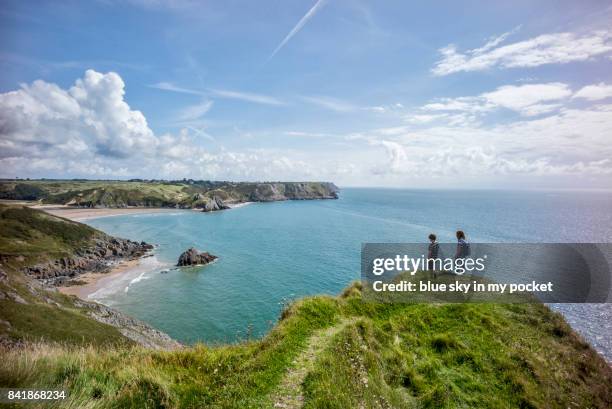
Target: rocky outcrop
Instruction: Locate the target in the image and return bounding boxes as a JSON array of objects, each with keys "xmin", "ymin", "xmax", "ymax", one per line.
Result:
[
  {"xmin": 201, "ymin": 196, "xmax": 229, "ymax": 212},
  {"xmin": 72, "ymin": 298, "xmax": 181, "ymax": 350},
  {"xmin": 177, "ymin": 248, "xmax": 217, "ymax": 266},
  {"xmin": 22, "ymin": 238, "xmax": 154, "ymax": 286}
]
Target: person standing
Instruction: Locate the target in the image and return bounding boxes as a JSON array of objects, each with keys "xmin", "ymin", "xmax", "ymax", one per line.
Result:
[
  {"xmin": 455, "ymin": 230, "xmax": 470, "ymax": 259},
  {"xmin": 427, "ymin": 233, "xmax": 439, "ymax": 272}
]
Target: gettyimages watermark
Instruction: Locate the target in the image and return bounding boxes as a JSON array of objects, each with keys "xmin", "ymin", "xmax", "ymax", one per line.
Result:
[{"xmin": 361, "ymin": 243, "xmax": 612, "ymax": 303}]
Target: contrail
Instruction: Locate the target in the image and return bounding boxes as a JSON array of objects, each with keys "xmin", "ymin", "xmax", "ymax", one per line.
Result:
[{"xmin": 268, "ymin": 0, "xmax": 327, "ymax": 62}]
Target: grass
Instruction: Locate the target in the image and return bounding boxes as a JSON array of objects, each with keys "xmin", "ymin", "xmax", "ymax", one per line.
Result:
[
  {"xmin": 304, "ymin": 294, "xmax": 612, "ymax": 408},
  {"xmin": 1, "ymin": 287, "xmax": 610, "ymax": 408},
  {"xmin": 0, "ymin": 205, "xmax": 132, "ymax": 348},
  {"xmin": 0, "ymin": 179, "xmax": 337, "ymax": 208},
  {"xmin": 0, "ymin": 297, "xmax": 340, "ymax": 408},
  {"xmin": 0, "ymin": 298, "xmax": 130, "ymax": 347},
  {"xmin": 0, "ymin": 204, "xmax": 101, "ymax": 264}
]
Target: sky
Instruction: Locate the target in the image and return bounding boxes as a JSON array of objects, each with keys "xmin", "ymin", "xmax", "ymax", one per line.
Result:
[{"xmin": 1, "ymin": 0, "xmax": 612, "ymax": 188}]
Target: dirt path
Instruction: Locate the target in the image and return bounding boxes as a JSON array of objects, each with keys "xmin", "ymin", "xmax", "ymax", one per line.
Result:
[{"xmin": 272, "ymin": 318, "xmax": 354, "ymax": 409}]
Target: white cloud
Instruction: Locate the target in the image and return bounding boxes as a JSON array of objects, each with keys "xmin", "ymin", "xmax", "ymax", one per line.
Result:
[
  {"xmin": 481, "ymin": 83, "xmax": 571, "ymax": 115},
  {"xmin": 363, "ymin": 103, "xmax": 405, "ymax": 113},
  {"xmin": 0, "ymin": 70, "xmax": 315, "ymax": 181},
  {"xmin": 301, "ymin": 95, "xmax": 356, "ymax": 112},
  {"xmin": 370, "ymin": 140, "xmax": 409, "ymax": 174},
  {"xmin": 177, "ymin": 100, "xmax": 214, "ymax": 121},
  {"xmin": 2, "ymin": 71, "xmax": 612, "ymax": 188},
  {"xmin": 150, "ymin": 82, "xmax": 204, "ymax": 95},
  {"xmin": 421, "ymin": 82, "xmax": 571, "ymax": 117},
  {"xmin": 0, "ymin": 69, "xmax": 156, "ymax": 159},
  {"xmin": 432, "ymin": 30, "xmax": 612, "ymax": 76},
  {"xmin": 422, "ymin": 97, "xmax": 493, "ymax": 114},
  {"xmin": 573, "ymin": 83, "xmax": 612, "ymax": 101},
  {"xmin": 366, "ymin": 102, "xmax": 612, "ymax": 179},
  {"xmin": 209, "ymin": 89, "xmax": 285, "ymax": 106},
  {"xmin": 405, "ymin": 112, "xmax": 479, "ymax": 126},
  {"xmin": 470, "ymin": 26, "xmax": 522, "ymax": 55},
  {"xmin": 284, "ymin": 131, "xmax": 334, "ymax": 138},
  {"xmin": 404, "ymin": 114, "xmax": 441, "ymax": 124}
]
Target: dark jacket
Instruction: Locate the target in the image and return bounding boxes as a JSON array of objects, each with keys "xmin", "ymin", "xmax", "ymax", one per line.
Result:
[
  {"xmin": 428, "ymin": 241, "xmax": 439, "ymax": 259},
  {"xmin": 455, "ymin": 238, "xmax": 470, "ymax": 258}
]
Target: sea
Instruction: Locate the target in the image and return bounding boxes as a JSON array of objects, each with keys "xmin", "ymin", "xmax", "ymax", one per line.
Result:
[{"xmin": 85, "ymin": 188, "xmax": 612, "ymax": 360}]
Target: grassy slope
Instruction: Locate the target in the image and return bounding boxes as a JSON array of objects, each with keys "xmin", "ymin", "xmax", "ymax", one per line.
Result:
[
  {"xmin": 0, "ymin": 204, "xmax": 103, "ymax": 264},
  {"xmin": 0, "ymin": 205, "xmax": 130, "ymax": 347},
  {"xmin": 0, "ymin": 297, "xmax": 131, "ymax": 347},
  {"xmin": 1, "ymin": 286, "xmax": 610, "ymax": 408},
  {"xmin": 0, "ymin": 179, "xmax": 336, "ymax": 208}
]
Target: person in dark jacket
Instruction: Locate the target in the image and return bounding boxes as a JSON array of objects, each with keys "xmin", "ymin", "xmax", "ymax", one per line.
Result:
[
  {"xmin": 455, "ymin": 230, "xmax": 470, "ymax": 259},
  {"xmin": 427, "ymin": 233, "xmax": 440, "ymax": 274}
]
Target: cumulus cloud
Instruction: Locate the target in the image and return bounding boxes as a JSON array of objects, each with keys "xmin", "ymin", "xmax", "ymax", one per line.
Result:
[
  {"xmin": 0, "ymin": 70, "xmax": 314, "ymax": 180},
  {"xmin": 432, "ymin": 30, "xmax": 612, "ymax": 76},
  {"xmin": 0, "ymin": 70, "xmax": 157, "ymax": 159},
  {"xmin": 370, "ymin": 140, "xmax": 409, "ymax": 174},
  {"xmin": 573, "ymin": 83, "xmax": 612, "ymax": 101}
]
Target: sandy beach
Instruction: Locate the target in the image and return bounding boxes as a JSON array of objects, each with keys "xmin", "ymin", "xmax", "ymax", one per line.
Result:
[
  {"xmin": 33, "ymin": 205, "xmax": 182, "ymax": 221},
  {"xmin": 27, "ymin": 203, "xmax": 251, "ymax": 301},
  {"xmin": 28, "ymin": 203, "xmax": 251, "ymax": 301},
  {"xmin": 58, "ymin": 258, "xmax": 142, "ymax": 299}
]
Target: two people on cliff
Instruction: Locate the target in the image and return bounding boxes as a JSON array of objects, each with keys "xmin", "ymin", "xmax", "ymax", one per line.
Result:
[{"xmin": 427, "ymin": 230, "xmax": 470, "ymax": 273}]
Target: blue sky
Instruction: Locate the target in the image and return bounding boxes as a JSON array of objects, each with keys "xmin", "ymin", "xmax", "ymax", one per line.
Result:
[{"xmin": 1, "ymin": 0, "xmax": 612, "ymax": 188}]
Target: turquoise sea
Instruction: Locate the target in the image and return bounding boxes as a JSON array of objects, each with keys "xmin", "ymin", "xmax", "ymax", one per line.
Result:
[{"xmin": 86, "ymin": 188, "xmax": 612, "ymax": 360}]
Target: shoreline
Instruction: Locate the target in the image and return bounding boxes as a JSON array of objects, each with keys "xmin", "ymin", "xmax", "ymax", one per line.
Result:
[
  {"xmin": 227, "ymin": 201, "xmax": 253, "ymax": 209},
  {"xmin": 33, "ymin": 205, "xmax": 183, "ymax": 221},
  {"xmin": 32, "ymin": 202, "xmax": 253, "ymax": 222},
  {"xmin": 44, "ymin": 203, "xmax": 251, "ymax": 304},
  {"xmin": 58, "ymin": 258, "xmax": 143, "ymax": 300},
  {"xmin": 40, "ymin": 204, "xmax": 222, "ymax": 302}
]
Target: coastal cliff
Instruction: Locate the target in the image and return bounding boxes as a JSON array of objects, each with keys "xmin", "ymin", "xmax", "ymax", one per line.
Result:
[
  {"xmin": 23, "ymin": 237, "xmax": 153, "ymax": 286},
  {"xmin": 0, "ymin": 179, "xmax": 340, "ymax": 210},
  {"xmin": 0, "ymin": 204, "xmax": 178, "ymax": 349}
]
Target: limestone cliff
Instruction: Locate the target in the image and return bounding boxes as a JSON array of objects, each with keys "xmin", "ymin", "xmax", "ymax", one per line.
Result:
[{"xmin": 0, "ymin": 180, "xmax": 340, "ymax": 211}]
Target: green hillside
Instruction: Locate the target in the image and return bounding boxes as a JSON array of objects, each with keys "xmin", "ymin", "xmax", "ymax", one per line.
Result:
[
  {"xmin": 0, "ymin": 205, "xmax": 176, "ymax": 349},
  {"xmin": 0, "ymin": 179, "xmax": 339, "ymax": 209},
  {"xmin": 0, "ymin": 204, "xmax": 102, "ymax": 265}
]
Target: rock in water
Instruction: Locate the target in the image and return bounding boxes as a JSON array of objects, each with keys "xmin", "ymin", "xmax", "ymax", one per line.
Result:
[{"xmin": 177, "ymin": 248, "xmax": 217, "ymax": 266}]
